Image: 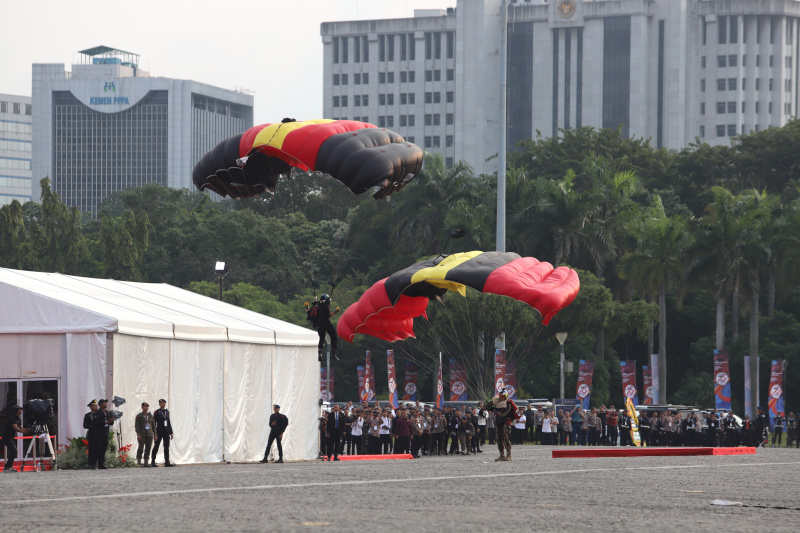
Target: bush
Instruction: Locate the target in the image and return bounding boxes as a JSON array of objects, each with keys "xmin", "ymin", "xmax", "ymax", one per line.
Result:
[{"xmin": 56, "ymin": 432, "xmax": 138, "ymax": 470}]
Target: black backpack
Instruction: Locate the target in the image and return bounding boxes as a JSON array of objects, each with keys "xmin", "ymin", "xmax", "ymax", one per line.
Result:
[{"xmin": 307, "ymin": 302, "xmax": 320, "ymax": 327}]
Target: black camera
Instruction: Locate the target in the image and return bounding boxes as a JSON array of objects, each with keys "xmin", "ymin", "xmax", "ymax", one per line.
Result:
[{"xmin": 23, "ymin": 399, "xmax": 55, "ymax": 425}]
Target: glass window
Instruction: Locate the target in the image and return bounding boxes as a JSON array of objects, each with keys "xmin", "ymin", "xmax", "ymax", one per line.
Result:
[
  {"xmin": 0, "ymin": 102, "xmax": 7, "ymax": 113},
  {"xmin": 700, "ymin": 102, "xmax": 705, "ymax": 115},
  {"xmin": 388, "ymin": 34, "xmax": 395, "ymax": 61},
  {"xmin": 387, "ymin": 94, "xmax": 394, "ymax": 106},
  {"xmin": 757, "ymin": 55, "xmax": 760, "ymax": 67},
  {"xmin": 379, "ymin": 72, "xmax": 386, "ymax": 84},
  {"xmin": 727, "ymin": 101, "xmax": 736, "ymax": 113},
  {"xmin": 355, "ymin": 73, "xmax": 361, "ymax": 85},
  {"xmin": 700, "ymin": 125, "xmax": 705, "ymax": 137},
  {"xmin": 718, "ymin": 55, "xmax": 726, "ymax": 68},
  {"xmin": 727, "ymin": 124, "xmax": 736, "ymax": 136},
  {"xmin": 25, "ymin": 104, "xmax": 32, "ymax": 116},
  {"xmin": 769, "ymin": 78, "xmax": 773, "ymax": 90},
  {"xmin": 434, "ymin": 70, "xmax": 441, "ymax": 81},
  {"xmin": 426, "ymin": 70, "xmax": 433, "ymax": 82},
  {"xmin": 742, "ymin": 101, "xmax": 746, "ymax": 113},
  {"xmin": 447, "ymin": 91, "xmax": 454, "ymax": 103},
  {"xmin": 409, "ymin": 33, "xmax": 415, "ymax": 61},
  {"xmin": 363, "ymin": 95, "xmax": 369, "ymax": 106},
  {"xmin": 701, "ymin": 56, "xmax": 706, "ymax": 68},
  {"xmin": 756, "ymin": 102, "xmax": 760, "ymax": 113},
  {"xmin": 756, "ymin": 79, "xmax": 760, "ymax": 90},
  {"xmin": 363, "ymin": 36, "xmax": 369, "ymax": 62},
  {"xmin": 363, "ymin": 73, "xmax": 369, "ymax": 84},
  {"xmin": 400, "ymin": 93, "xmax": 407, "ymax": 105},
  {"xmin": 728, "ymin": 78, "xmax": 736, "ymax": 90},
  {"xmin": 446, "ymin": 113, "xmax": 454, "ymax": 125},
  {"xmin": 424, "ymin": 135, "xmax": 432, "ymax": 148},
  {"xmin": 388, "ymin": 72, "xmax": 394, "ymax": 83},
  {"xmin": 447, "ymin": 69, "xmax": 454, "ymax": 81},
  {"xmin": 433, "ymin": 114, "xmax": 440, "ymax": 125},
  {"xmin": 718, "ymin": 16, "xmax": 727, "ymax": 44},
  {"xmin": 718, "ymin": 79, "xmax": 726, "ymax": 91},
  {"xmin": 434, "ymin": 33, "xmax": 442, "ymax": 59},
  {"xmin": 729, "ymin": 16, "xmax": 738, "ymax": 43},
  {"xmin": 701, "ymin": 79, "xmax": 706, "ymax": 92},
  {"xmin": 408, "ymin": 115, "xmax": 415, "ymax": 126},
  {"xmin": 12, "ymin": 103, "xmax": 20, "ymax": 114},
  {"xmin": 769, "ymin": 102, "xmax": 773, "ymax": 113},
  {"xmin": 716, "ymin": 125, "xmax": 726, "ymax": 137},
  {"xmin": 425, "ymin": 33, "xmax": 432, "ymax": 60},
  {"xmin": 728, "ymin": 54, "xmax": 737, "ymax": 67},
  {"xmin": 425, "ymin": 92, "xmax": 433, "ymax": 104},
  {"xmin": 387, "ymin": 115, "xmax": 394, "ymax": 127},
  {"xmin": 342, "ymin": 37, "xmax": 349, "ymax": 64},
  {"xmin": 400, "ymin": 115, "xmax": 407, "ymax": 127},
  {"xmin": 333, "ymin": 75, "xmax": 340, "ymax": 86},
  {"xmin": 400, "ymin": 34, "xmax": 407, "ymax": 61},
  {"xmin": 400, "ymin": 71, "xmax": 407, "ymax": 83},
  {"xmin": 425, "ymin": 113, "xmax": 432, "ymax": 126},
  {"xmin": 446, "ymin": 135, "xmax": 454, "ymax": 147},
  {"xmin": 409, "ymin": 71, "xmax": 415, "ymax": 83},
  {"xmin": 717, "ymin": 102, "xmax": 726, "ymax": 114},
  {"xmin": 379, "ymin": 35, "xmax": 386, "ymax": 62},
  {"xmin": 379, "ymin": 94, "xmax": 386, "ymax": 106},
  {"xmin": 447, "ymin": 32, "xmax": 454, "ymax": 59},
  {"xmin": 334, "ymin": 37, "xmax": 339, "ymax": 64},
  {"xmin": 379, "ymin": 116, "xmax": 386, "ymax": 127},
  {"xmin": 354, "ymin": 95, "xmax": 361, "ymax": 107},
  {"xmin": 770, "ymin": 55, "xmax": 773, "ymax": 67},
  {"xmin": 446, "ymin": 157, "xmax": 454, "ymax": 166},
  {"xmin": 333, "ymin": 96, "xmax": 340, "ymax": 107},
  {"xmin": 433, "ymin": 136, "xmax": 440, "ymax": 147},
  {"xmin": 434, "ymin": 92, "xmax": 441, "ymax": 103},
  {"xmin": 341, "ymin": 74, "xmax": 348, "ymax": 85},
  {"xmin": 407, "ymin": 135, "xmax": 415, "ymax": 143},
  {"xmin": 409, "ymin": 93, "xmax": 415, "ymax": 105},
  {"xmin": 341, "ymin": 96, "xmax": 348, "ymax": 107}
]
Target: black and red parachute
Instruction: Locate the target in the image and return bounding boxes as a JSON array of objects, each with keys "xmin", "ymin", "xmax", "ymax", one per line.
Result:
[
  {"xmin": 337, "ymin": 251, "xmax": 581, "ymax": 343},
  {"xmin": 193, "ymin": 119, "xmax": 423, "ymax": 199}
]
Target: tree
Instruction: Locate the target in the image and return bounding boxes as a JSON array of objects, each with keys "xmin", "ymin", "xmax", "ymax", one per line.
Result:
[{"xmin": 618, "ymin": 196, "xmax": 693, "ymax": 401}]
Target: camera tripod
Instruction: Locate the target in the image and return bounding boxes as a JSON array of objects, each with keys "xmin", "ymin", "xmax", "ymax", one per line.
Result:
[{"xmin": 22, "ymin": 422, "xmax": 57, "ymax": 472}]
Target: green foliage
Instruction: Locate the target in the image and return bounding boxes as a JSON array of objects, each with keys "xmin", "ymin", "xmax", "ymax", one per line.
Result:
[{"xmin": 56, "ymin": 433, "xmax": 137, "ymax": 470}]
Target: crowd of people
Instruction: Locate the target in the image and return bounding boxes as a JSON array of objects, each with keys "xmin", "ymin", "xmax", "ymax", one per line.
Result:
[{"xmin": 317, "ymin": 401, "xmax": 800, "ymax": 459}]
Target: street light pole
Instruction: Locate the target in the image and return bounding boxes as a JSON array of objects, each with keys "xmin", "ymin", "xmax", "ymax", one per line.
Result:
[{"xmin": 556, "ymin": 332, "xmax": 568, "ymax": 399}]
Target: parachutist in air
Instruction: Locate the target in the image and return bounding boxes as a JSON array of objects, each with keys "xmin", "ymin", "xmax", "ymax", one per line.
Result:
[{"xmin": 307, "ymin": 294, "xmax": 339, "ymax": 362}]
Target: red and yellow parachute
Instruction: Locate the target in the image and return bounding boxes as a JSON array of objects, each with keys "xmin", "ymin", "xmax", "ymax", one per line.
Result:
[
  {"xmin": 193, "ymin": 119, "xmax": 423, "ymax": 199},
  {"xmin": 337, "ymin": 251, "xmax": 580, "ymax": 343}
]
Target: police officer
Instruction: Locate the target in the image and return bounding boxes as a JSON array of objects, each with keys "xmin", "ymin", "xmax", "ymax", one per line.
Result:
[
  {"xmin": 618, "ymin": 411, "xmax": 631, "ymax": 446},
  {"xmin": 639, "ymin": 412, "xmax": 651, "ymax": 447},
  {"xmin": 150, "ymin": 399, "xmax": 174, "ymax": 467},
  {"xmin": 772, "ymin": 412, "xmax": 785, "ymax": 448},
  {"xmin": 261, "ymin": 404, "xmax": 289, "ymax": 463},
  {"xmin": 83, "ymin": 399, "xmax": 110, "ymax": 469},
  {"xmin": 3, "ymin": 405, "xmax": 31, "ymax": 473},
  {"xmin": 685, "ymin": 413, "xmax": 698, "ymax": 446}
]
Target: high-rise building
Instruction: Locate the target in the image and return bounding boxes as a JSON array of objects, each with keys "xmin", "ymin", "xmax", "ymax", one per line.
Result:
[
  {"xmin": 32, "ymin": 46, "xmax": 254, "ymax": 215},
  {"xmin": 0, "ymin": 94, "xmax": 32, "ymax": 206},
  {"xmin": 321, "ymin": 0, "xmax": 800, "ymax": 175}
]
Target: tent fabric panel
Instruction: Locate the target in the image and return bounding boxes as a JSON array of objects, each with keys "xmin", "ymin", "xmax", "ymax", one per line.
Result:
[
  {"xmin": 112, "ymin": 334, "xmax": 171, "ymax": 462},
  {"xmin": 0, "ymin": 335, "xmax": 21, "ymax": 378},
  {"xmin": 223, "ymin": 343, "xmax": 272, "ymax": 462},
  {"xmin": 20, "ymin": 334, "xmax": 62, "ymax": 378},
  {"xmin": 271, "ymin": 345, "xmax": 319, "ymax": 462},
  {"xmin": 62, "ymin": 333, "xmax": 106, "ymax": 446},
  {"xmin": 169, "ymin": 340, "xmax": 225, "ymax": 464},
  {"xmin": 0, "ymin": 281, "xmax": 118, "ymax": 334}
]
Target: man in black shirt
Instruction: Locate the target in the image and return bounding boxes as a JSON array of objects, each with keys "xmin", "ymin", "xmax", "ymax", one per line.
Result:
[
  {"xmin": 83, "ymin": 399, "xmax": 110, "ymax": 469},
  {"xmin": 261, "ymin": 404, "xmax": 289, "ymax": 463},
  {"xmin": 308, "ymin": 294, "xmax": 340, "ymax": 361},
  {"xmin": 151, "ymin": 399, "xmax": 174, "ymax": 467},
  {"xmin": 754, "ymin": 406, "xmax": 768, "ymax": 448},
  {"xmin": 3, "ymin": 405, "xmax": 30, "ymax": 473}
]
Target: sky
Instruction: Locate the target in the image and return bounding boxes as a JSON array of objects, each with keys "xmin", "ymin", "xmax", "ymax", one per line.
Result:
[{"xmin": 0, "ymin": 0, "xmax": 455, "ymax": 124}]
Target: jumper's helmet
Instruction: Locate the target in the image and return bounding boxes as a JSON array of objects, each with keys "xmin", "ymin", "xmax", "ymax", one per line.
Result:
[{"xmin": 320, "ymin": 293, "xmax": 330, "ymax": 303}]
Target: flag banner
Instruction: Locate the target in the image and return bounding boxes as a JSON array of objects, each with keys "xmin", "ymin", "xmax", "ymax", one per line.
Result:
[
  {"xmin": 713, "ymin": 349, "xmax": 732, "ymax": 410},
  {"xmin": 744, "ymin": 355, "xmax": 753, "ymax": 418},
  {"xmin": 387, "ymin": 350, "xmax": 398, "ymax": 408},
  {"xmin": 621, "ymin": 360, "xmax": 640, "ymax": 406},
  {"xmin": 436, "ymin": 353, "xmax": 444, "ymax": 409},
  {"xmin": 505, "ymin": 370, "xmax": 518, "ymax": 400},
  {"xmin": 768, "ymin": 359, "xmax": 785, "ymax": 430},
  {"xmin": 320, "ymin": 367, "xmax": 330, "ymax": 402},
  {"xmin": 357, "ymin": 366, "xmax": 365, "ymax": 403},
  {"xmin": 403, "ymin": 360, "xmax": 418, "ymax": 401},
  {"xmin": 449, "ymin": 358, "xmax": 468, "ymax": 401},
  {"xmin": 329, "ymin": 368, "xmax": 334, "ymax": 402},
  {"xmin": 650, "ymin": 354, "xmax": 660, "ymax": 404},
  {"xmin": 576, "ymin": 360, "xmax": 594, "ymax": 410},
  {"xmin": 642, "ymin": 365, "xmax": 654, "ymax": 405},
  {"xmin": 362, "ymin": 350, "xmax": 375, "ymax": 403},
  {"xmin": 494, "ymin": 349, "xmax": 507, "ymax": 395},
  {"xmin": 626, "ymin": 397, "xmax": 642, "ymax": 447}
]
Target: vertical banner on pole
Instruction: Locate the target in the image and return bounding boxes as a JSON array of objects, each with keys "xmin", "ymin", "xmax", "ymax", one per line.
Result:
[
  {"xmin": 505, "ymin": 368, "xmax": 518, "ymax": 400},
  {"xmin": 620, "ymin": 360, "xmax": 640, "ymax": 406},
  {"xmin": 436, "ymin": 353, "xmax": 444, "ymax": 409},
  {"xmin": 625, "ymin": 397, "xmax": 642, "ymax": 446},
  {"xmin": 650, "ymin": 354, "xmax": 660, "ymax": 404},
  {"xmin": 494, "ymin": 349, "xmax": 507, "ymax": 394},
  {"xmin": 449, "ymin": 358, "xmax": 468, "ymax": 401},
  {"xmin": 357, "ymin": 366, "xmax": 365, "ymax": 403},
  {"xmin": 576, "ymin": 360, "xmax": 594, "ymax": 410},
  {"xmin": 362, "ymin": 350, "xmax": 375, "ymax": 403},
  {"xmin": 329, "ymin": 368, "xmax": 334, "ymax": 402},
  {"xmin": 768, "ymin": 359, "xmax": 785, "ymax": 430},
  {"xmin": 402, "ymin": 361, "xmax": 418, "ymax": 401},
  {"xmin": 744, "ymin": 355, "xmax": 753, "ymax": 418},
  {"xmin": 713, "ymin": 349, "xmax": 732, "ymax": 410},
  {"xmin": 320, "ymin": 368, "xmax": 329, "ymax": 402},
  {"xmin": 387, "ymin": 350, "xmax": 398, "ymax": 408},
  {"xmin": 642, "ymin": 366, "xmax": 654, "ymax": 405}
]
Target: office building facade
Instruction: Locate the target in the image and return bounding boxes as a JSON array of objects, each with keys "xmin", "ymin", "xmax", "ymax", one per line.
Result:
[
  {"xmin": 321, "ymin": 0, "xmax": 800, "ymax": 175},
  {"xmin": 0, "ymin": 94, "xmax": 32, "ymax": 206},
  {"xmin": 33, "ymin": 47, "xmax": 254, "ymax": 215}
]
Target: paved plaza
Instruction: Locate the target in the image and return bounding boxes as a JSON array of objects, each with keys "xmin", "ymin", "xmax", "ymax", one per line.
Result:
[{"xmin": 2, "ymin": 446, "xmax": 799, "ymax": 532}]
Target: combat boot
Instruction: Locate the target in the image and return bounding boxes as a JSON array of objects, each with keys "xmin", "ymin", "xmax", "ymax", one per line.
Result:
[
  {"xmin": 495, "ymin": 451, "xmax": 505, "ymax": 462},
  {"xmin": 503, "ymin": 453, "xmax": 512, "ymax": 461}
]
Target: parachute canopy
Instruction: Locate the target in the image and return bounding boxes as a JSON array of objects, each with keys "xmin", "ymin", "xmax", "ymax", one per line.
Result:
[
  {"xmin": 338, "ymin": 251, "xmax": 581, "ymax": 343},
  {"xmin": 193, "ymin": 119, "xmax": 423, "ymax": 200}
]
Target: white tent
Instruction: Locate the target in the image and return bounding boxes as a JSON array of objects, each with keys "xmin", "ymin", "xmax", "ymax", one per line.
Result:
[{"xmin": 0, "ymin": 268, "xmax": 320, "ymax": 463}]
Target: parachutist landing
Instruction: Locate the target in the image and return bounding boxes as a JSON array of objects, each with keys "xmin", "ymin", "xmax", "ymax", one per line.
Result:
[
  {"xmin": 484, "ymin": 388, "xmax": 518, "ymax": 461},
  {"xmin": 307, "ymin": 294, "xmax": 339, "ymax": 362}
]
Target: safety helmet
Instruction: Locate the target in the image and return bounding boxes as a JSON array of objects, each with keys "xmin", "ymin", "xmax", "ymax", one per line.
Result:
[{"xmin": 320, "ymin": 293, "xmax": 330, "ymax": 303}]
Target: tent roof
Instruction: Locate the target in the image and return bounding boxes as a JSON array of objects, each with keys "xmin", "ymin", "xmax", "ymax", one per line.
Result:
[{"xmin": 0, "ymin": 268, "xmax": 317, "ymax": 346}]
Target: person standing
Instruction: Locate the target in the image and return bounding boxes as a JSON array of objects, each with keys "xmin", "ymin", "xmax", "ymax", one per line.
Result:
[
  {"xmin": 151, "ymin": 399, "xmax": 174, "ymax": 467},
  {"xmin": 3, "ymin": 405, "xmax": 30, "ymax": 473},
  {"xmin": 569, "ymin": 405, "xmax": 585, "ymax": 445},
  {"xmin": 606, "ymin": 407, "xmax": 618, "ymax": 446},
  {"xmin": 134, "ymin": 402, "xmax": 155, "ymax": 466},
  {"xmin": 560, "ymin": 409, "xmax": 571, "ymax": 445},
  {"xmin": 514, "ymin": 408, "xmax": 527, "ymax": 445},
  {"xmin": 754, "ymin": 407, "xmax": 768, "ymax": 448},
  {"xmin": 96, "ymin": 399, "xmax": 114, "ymax": 469},
  {"xmin": 475, "ymin": 405, "xmax": 487, "ymax": 452},
  {"xmin": 786, "ymin": 412, "xmax": 796, "ymax": 447},
  {"xmin": 541, "ymin": 410, "xmax": 552, "ymax": 445},
  {"xmin": 722, "ymin": 411, "xmax": 738, "ymax": 447},
  {"xmin": 486, "ymin": 389, "xmax": 517, "ymax": 461},
  {"xmin": 261, "ymin": 404, "xmax": 289, "ymax": 463},
  {"xmin": 379, "ymin": 408, "xmax": 394, "ymax": 454},
  {"xmin": 458, "ymin": 415, "xmax": 475, "ymax": 455},
  {"xmin": 326, "ymin": 404, "xmax": 344, "ymax": 461},
  {"xmin": 587, "ymin": 408, "xmax": 600, "ymax": 446},
  {"xmin": 394, "ymin": 410, "xmax": 412, "ymax": 455},
  {"xmin": 487, "ymin": 410, "xmax": 496, "ymax": 445},
  {"xmin": 685, "ymin": 413, "xmax": 697, "ymax": 447},
  {"xmin": 83, "ymin": 399, "xmax": 107, "ymax": 469},
  {"xmin": 618, "ymin": 410, "xmax": 631, "ymax": 446},
  {"xmin": 524, "ymin": 404, "xmax": 535, "ymax": 442},
  {"xmin": 350, "ymin": 408, "xmax": 364, "ymax": 455},
  {"xmin": 639, "ymin": 412, "xmax": 651, "ymax": 447},
  {"xmin": 534, "ymin": 406, "xmax": 544, "ymax": 445},
  {"xmin": 367, "ymin": 410, "xmax": 381, "ymax": 454},
  {"xmin": 772, "ymin": 412, "xmax": 785, "ymax": 448}
]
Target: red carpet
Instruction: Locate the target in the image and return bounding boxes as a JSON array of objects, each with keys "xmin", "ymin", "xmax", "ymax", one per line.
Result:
[
  {"xmin": 323, "ymin": 454, "xmax": 414, "ymax": 461},
  {"xmin": 552, "ymin": 447, "xmax": 756, "ymax": 459}
]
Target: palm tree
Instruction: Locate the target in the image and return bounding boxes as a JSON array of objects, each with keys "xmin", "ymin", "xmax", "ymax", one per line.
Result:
[{"xmin": 618, "ymin": 196, "xmax": 693, "ymax": 402}]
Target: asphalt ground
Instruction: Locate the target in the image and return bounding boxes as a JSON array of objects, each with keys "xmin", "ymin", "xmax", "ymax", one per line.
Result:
[{"xmin": 2, "ymin": 445, "xmax": 799, "ymax": 532}]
